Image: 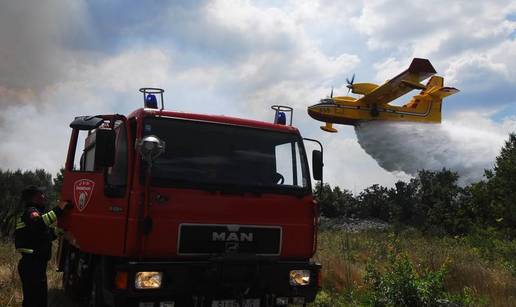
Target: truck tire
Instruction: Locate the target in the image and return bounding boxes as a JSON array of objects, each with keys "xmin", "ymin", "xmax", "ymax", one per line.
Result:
[
  {"xmin": 63, "ymin": 246, "xmax": 80, "ymax": 299},
  {"xmin": 63, "ymin": 244, "xmax": 94, "ymax": 302},
  {"xmin": 88, "ymin": 268, "xmax": 107, "ymax": 307}
]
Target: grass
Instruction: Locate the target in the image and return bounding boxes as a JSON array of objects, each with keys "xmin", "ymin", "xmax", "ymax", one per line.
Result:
[
  {"xmin": 313, "ymin": 229, "xmax": 516, "ymax": 306},
  {"xmin": 1, "ymin": 229, "xmax": 515, "ymax": 306},
  {"xmin": 0, "ymin": 242, "xmax": 20, "ymax": 306},
  {"xmin": 0, "ymin": 241, "xmax": 78, "ymax": 307}
]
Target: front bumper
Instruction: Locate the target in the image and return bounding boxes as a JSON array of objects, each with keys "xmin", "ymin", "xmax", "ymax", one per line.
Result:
[{"xmin": 104, "ymin": 259, "xmax": 321, "ymax": 306}]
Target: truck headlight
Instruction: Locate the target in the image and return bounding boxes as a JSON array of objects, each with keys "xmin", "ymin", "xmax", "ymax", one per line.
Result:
[
  {"xmin": 289, "ymin": 270, "xmax": 310, "ymax": 286},
  {"xmin": 135, "ymin": 271, "xmax": 163, "ymax": 289}
]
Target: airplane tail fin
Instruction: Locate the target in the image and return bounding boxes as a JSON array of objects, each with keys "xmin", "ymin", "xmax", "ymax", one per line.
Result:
[
  {"xmin": 403, "ymin": 76, "xmax": 458, "ymax": 119},
  {"xmin": 401, "ymin": 75, "xmax": 458, "ymax": 123},
  {"xmin": 425, "ymin": 75, "xmax": 443, "ymax": 88}
]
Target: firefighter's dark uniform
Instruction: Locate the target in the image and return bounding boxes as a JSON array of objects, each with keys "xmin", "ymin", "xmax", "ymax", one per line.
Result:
[{"xmin": 14, "ymin": 201, "xmax": 64, "ymax": 307}]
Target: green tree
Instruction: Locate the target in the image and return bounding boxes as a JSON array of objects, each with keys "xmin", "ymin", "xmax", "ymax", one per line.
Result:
[
  {"xmin": 485, "ymin": 133, "xmax": 516, "ymax": 236},
  {"xmin": 387, "ymin": 180, "xmax": 418, "ymax": 224},
  {"xmin": 0, "ymin": 168, "xmax": 54, "ymax": 238},
  {"xmin": 53, "ymin": 167, "xmax": 65, "ymax": 196},
  {"xmin": 413, "ymin": 169, "xmax": 469, "ymax": 234},
  {"xmin": 357, "ymin": 184, "xmax": 390, "ymax": 220},
  {"xmin": 315, "ymin": 183, "xmax": 356, "ymax": 218}
]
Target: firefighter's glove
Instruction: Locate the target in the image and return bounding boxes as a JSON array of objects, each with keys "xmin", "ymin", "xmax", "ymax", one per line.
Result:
[
  {"xmin": 53, "ymin": 227, "xmax": 65, "ymax": 237},
  {"xmin": 58, "ymin": 200, "xmax": 71, "ymax": 210}
]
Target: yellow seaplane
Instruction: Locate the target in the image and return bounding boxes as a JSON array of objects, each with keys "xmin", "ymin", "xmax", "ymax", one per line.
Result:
[{"xmin": 307, "ymin": 58, "xmax": 459, "ymax": 132}]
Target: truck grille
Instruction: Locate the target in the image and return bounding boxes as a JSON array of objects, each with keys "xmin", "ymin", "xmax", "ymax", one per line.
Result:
[{"xmin": 177, "ymin": 224, "xmax": 282, "ymax": 256}]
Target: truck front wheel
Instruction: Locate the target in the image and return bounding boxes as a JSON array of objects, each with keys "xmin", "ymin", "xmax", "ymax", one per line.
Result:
[
  {"xmin": 88, "ymin": 267, "xmax": 107, "ymax": 307},
  {"xmin": 62, "ymin": 245, "xmax": 80, "ymax": 299}
]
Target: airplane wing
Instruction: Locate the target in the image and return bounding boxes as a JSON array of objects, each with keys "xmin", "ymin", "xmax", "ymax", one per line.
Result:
[{"xmin": 356, "ymin": 58, "xmax": 437, "ymax": 106}]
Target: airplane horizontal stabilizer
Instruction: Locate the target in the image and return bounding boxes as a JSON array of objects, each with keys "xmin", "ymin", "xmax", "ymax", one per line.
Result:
[
  {"xmin": 422, "ymin": 76, "xmax": 459, "ymax": 99},
  {"xmin": 428, "ymin": 87, "xmax": 459, "ymax": 98}
]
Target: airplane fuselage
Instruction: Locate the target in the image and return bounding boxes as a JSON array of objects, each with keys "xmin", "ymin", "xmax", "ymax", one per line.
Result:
[
  {"xmin": 307, "ymin": 95, "xmax": 442, "ymax": 127},
  {"xmin": 307, "ymin": 59, "xmax": 458, "ymax": 132}
]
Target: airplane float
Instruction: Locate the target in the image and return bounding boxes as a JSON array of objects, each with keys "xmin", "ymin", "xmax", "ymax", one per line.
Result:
[{"xmin": 307, "ymin": 58, "xmax": 459, "ymax": 132}]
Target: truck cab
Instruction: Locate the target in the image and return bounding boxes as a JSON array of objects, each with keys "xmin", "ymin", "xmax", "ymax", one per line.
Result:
[{"xmin": 57, "ymin": 88, "xmax": 323, "ymax": 307}]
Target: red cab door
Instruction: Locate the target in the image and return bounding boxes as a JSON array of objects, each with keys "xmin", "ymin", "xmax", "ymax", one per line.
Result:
[{"xmin": 59, "ymin": 117, "xmax": 132, "ymax": 257}]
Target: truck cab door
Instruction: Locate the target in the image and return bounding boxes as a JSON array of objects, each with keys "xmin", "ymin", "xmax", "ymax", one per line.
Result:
[{"xmin": 59, "ymin": 116, "xmax": 132, "ymax": 256}]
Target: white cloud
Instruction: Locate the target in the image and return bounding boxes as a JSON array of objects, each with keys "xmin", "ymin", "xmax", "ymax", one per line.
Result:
[
  {"xmin": 445, "ymin": 53, "xmax": 510, "ymax": 90},
  {"xmin": 373, "ymin": 57, "xmax": 404, "ymax": 83},
  {"xmin": 351, "ymin": 0, "xmax": 515, "ymax": 53},
  {"xmin": 162, "ymin": 1, "xmax": 361, "ymax": 117},
  {"xmin": 350, "ymin": 0, "xmax": 516, "ymax": 103},
  {"xmin": 441, "ymin": 40, "xmax": 516, "ymax": 107}
]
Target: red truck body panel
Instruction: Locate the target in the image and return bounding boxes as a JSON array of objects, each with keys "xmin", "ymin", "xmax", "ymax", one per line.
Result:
[
  {"xmin": 123, "ymin": 188, "xmax": 315, "ymax": 258},
  {"xmin": 59, "ymin": 108, "xmax": 317, "ymax": 260}
]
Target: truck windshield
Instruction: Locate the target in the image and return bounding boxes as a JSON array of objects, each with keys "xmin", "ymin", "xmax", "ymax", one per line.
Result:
[{"xmin": 143, "ymin": 117, "xmax": 310, "ymax": 194}]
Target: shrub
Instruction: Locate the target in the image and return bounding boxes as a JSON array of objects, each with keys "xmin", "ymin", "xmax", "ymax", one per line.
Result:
[
  {"xmin": 363, "ymin": 244, "xmax": 481, "ymax": 307},
  {"xmin": 364, "ymin": 252, "xmax": 447, "ymax": 306},
  {"xmin": 312, "ymin": 290, "xmax": 350, "ymax": 307}
]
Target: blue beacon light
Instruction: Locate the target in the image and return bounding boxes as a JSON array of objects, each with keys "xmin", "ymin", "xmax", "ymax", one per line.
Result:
[
  {"xmin": 145, "ymin": 94, "xmax": 158, "ymax": 109},
  {"xmin": 276, "ymin": 112, "xmax": 287, "ymax": 125}
]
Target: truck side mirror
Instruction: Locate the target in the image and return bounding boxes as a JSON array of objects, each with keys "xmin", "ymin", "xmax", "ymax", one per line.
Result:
[
  {"xmin": 95, "ymin": 129, "xmax": 116, "ymax": 167},
  {"xmin": 312, "ymin": 150, "xmax": 323, "ymax": 181},
  {"xmin": 136, "ymin": 135, "xmax": 166, "ymax": 163}
]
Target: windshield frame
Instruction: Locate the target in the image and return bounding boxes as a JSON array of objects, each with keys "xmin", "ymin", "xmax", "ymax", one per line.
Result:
[{"xmin": 140, "ymin": 116, "xmax": 312, "ymax": 196}]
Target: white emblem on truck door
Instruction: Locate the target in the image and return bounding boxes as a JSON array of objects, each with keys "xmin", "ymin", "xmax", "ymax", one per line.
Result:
[{"xmin": 73, "ymin": 179, "xmax": 95, "ymax": 212}]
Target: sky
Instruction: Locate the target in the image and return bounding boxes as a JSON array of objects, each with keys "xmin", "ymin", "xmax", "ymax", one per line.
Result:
[{"xmin": 0, "ymin": 0, "xmax": 515, "ymax": 192}]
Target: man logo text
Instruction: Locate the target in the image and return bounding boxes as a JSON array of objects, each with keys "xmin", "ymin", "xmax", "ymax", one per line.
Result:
[{"xmin": 212, "ymin": 232, "xmax": 253, "ymax": 242}]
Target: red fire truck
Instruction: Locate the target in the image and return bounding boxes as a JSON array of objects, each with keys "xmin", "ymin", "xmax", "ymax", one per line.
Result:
[{"xmin": 57, "ymin": 88, "xmax": 323, "ymax": 307}]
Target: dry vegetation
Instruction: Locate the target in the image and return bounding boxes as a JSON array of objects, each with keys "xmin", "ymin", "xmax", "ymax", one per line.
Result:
[
  {"xmin": 314, "ymin": 229, "xmax": 516, "ymax": 306},
  {"xmin": 0, "ymin": 243, "xmax": 20, "ymax": 306},
  {"xmin": 1, "ymin": 229, "xmax": 515, "ymax": 307},
  {"xmin": 0, "ymin": 242, "xmax": 78, "ymax": 307}
]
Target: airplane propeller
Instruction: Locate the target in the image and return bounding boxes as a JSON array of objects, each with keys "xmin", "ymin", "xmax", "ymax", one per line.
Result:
[
  {"xmin": 324, "ymin": 87, "xmax": 334, "ymax": 100},
  {"xmin": 346, "ymin": 73, "xmax": 355, "ymax": 94}
]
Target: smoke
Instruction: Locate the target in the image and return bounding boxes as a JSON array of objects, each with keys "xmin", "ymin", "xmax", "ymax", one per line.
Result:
[
  {"xmin": 0, "ymin": 0, "xmax": 90, "ymax": 92},
  {"xmin": 354, "ymin": 114, "xmax": 515, "ymax": 185}
]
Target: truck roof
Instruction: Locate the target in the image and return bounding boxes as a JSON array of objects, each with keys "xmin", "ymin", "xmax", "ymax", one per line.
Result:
[{"xmin": 127, "ymin": 108, "xmax": 300, "ymax": 133}]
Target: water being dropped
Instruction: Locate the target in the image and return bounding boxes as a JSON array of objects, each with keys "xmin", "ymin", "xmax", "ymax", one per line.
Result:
[{"xmin": 354, "ymin": 121, "xmax": 506, "ymax": 185}]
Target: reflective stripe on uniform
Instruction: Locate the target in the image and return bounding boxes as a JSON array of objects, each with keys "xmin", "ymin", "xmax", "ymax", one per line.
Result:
[
  {"xmin": 16, "ymin": 216, "xmax": 26, "ymax": 229},
  {"xmin": 42, "ymin": 210, "xmax": 57, "ymax": 226},
  {"xmin": 42, "ymin": 214, "xmax": 50, "ymax": 225},
  {"xmin": 48, "ymin": 210, "xmax": 57, "ymax": 223},
  {"xmin": 17, "ymin": 248, "xmax": 34, "ymax": 254}
]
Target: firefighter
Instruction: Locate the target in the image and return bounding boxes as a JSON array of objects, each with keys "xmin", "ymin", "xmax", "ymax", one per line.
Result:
[{"xmin": 14, "ymin": 186, "xmax": 69, "ymax": 307}]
